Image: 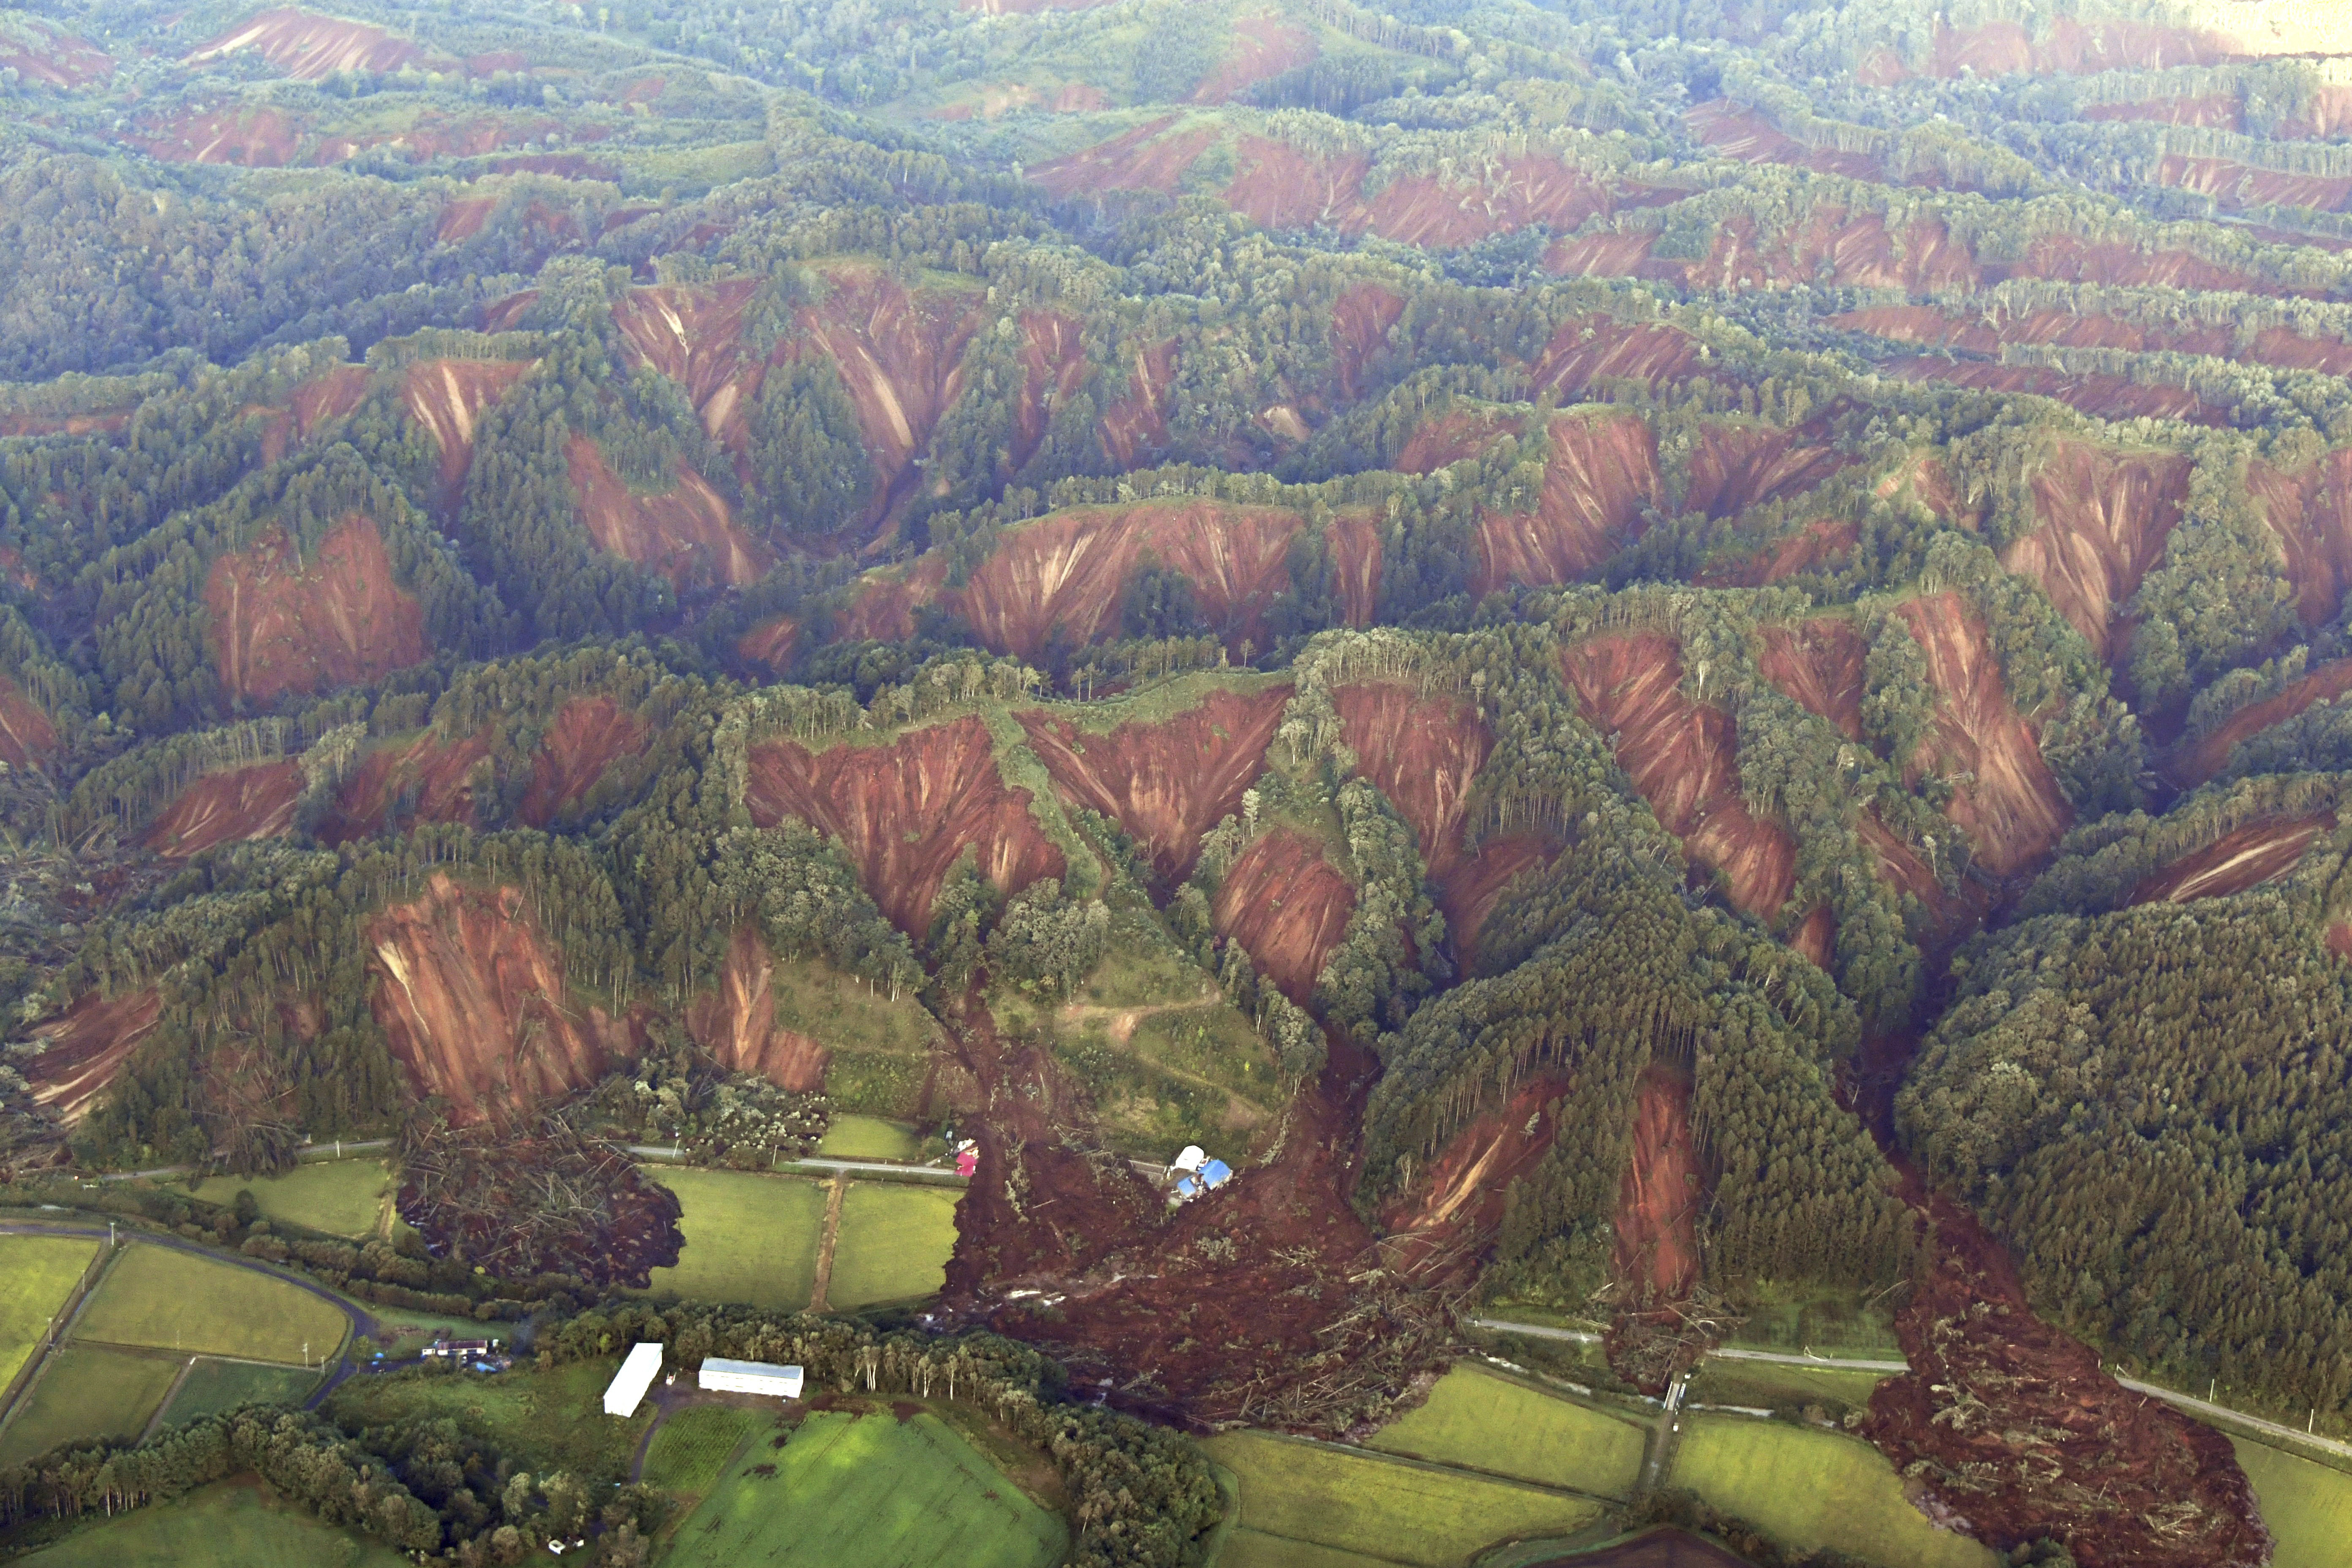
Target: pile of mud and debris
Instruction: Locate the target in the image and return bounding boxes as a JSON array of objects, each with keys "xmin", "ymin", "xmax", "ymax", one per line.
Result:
[{"xmin": 397, "ymin": 1118, "xmax": 683, "ymax": 1288}]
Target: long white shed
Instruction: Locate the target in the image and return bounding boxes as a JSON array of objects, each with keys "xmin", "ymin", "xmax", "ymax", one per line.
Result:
[
  {"xmin": 699, "ymin": 1357, "xmax": 806, "ymax": 1399},
  {"xmin": 604, "ymin": 1341, "xmax": 665, "ymax": 1417}
]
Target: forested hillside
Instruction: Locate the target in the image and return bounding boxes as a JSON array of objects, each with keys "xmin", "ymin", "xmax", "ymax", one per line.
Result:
[{"xmin": 6, "ymin": 1, "xmax": 2352, "ymax": 1563}]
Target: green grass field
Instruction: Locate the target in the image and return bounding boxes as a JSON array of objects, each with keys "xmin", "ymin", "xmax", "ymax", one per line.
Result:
[
  {"xmin": 818, "ymin": 1115, "xmax": 922, "ymax": 1162},
  {"xmin": 14, "ymin": 1479, "xmax": 405, "ymax": 1567},
  {"xmin": 324, "ymin": 1360, "xmax": 652, "ymax": 1482},
  {"xmin": 188, "ymin": 1161, "xmax": 390, "ymax": 1238},
  {"xmin": 1366, "ymin": 1364, "xmax": 1647, "ymax": 1499},
  {"xmin": 647, "ymin": 1168, "xmax": 828, "ymax": 1310},
  {"xmin": 643, "ymin": 1404, "xmax": 774, "ymax": 1495},
  {"xmin": 827, "ymin": 1182, "xmax": 961, "ymax": 1309},
  {"xmin": 73, "ymin": 1245, "xmax": 348, "ymax": 1366},
  {"xmin": 0, "ymin": 1346, "xmax": 182, "ymax": 1464},
  {"xmin": 664, "ymin": 1410, "xmax": 1067, "ymax": 1568},
  {"xmin": 155, "ymin": 1358, "xmax": 322, "ymax": 1429},
  {"xmin": 2232, "ymin": 1436, "xmax": 2352, "ymax": 1568},
  {"xmin": 0, "ymin": 1234, "xmax": 98, "ymax": 1390},
  {"xmin": 1200, "ymin": 1431, "xmax": 1605, "ymax": 1567},
  {"xmin": 1672, "ymin": 1417, "xmax": 1997, "ymax": 1568}
]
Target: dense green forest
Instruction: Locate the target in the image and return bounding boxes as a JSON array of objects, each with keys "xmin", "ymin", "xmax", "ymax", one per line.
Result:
[{"xmin": 4, "ymin": 0, "xmax": 2352, "ymax": 1560}]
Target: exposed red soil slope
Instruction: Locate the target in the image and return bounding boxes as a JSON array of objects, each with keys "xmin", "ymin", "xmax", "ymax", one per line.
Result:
[
  {"xmin": 1380, "ymin": 1076, "xmax": 1570, "ymax": 1263},
  {"xmin": 0, "ymin": 410, "xmax": 129, "ymax": 438},
  {"xmin": 205, "ymin": 517, "xmax": 429, "ymax": 705},
  {"xmin": 1555, "ymin": 210, "xmax": 1980, "ymax": 294},
  {"xmin": 1685, "ymin": 99, "xmax": 1879, "ymax": 180},
  {"xmin": 2166, "ymin": 658, "xmax": 2352, "ymax": 787},
  {"xmin": 187, "ymin": 8, "xmax": 429, "ymax": 79},
  {"xmin": 1529, "ymin": 315, "xmax": 1707, "ymax": 400},
  {"xmin": 128, "ymin": 107, "xmax": 305, "ymax": 167},
  {"xmin": 1473, "ymin": 411, "xmax": 1661, "ymax": 596},
  {"xmin": 402, "ymin": 358, "xmax": 531, "ymax": 514},
  {"xmin": 958, "ymin": 0, "xmax": 1121, "ymax": 13},
  {"xmin": 1209, "ymin": 828, "xmax": 1355, "ymax": 1003},
  {"xmin": 1016, "ymin": 686, "xmax": 1290, "ymax": 882},
  {"xmin": 930, "ymin": 82, "xmax": 1110, "ymax": 119},
  {"xmin": 742, "ymin": 715, "xmax": 1064, "ymax": 936},
  {"xmin": 735, "ymin": 615, "xmax": 800, "ymax": 677},
  {"xmin": 953, "ymin": 501, "xmax": 1303, "ymax": 662},
  {"xmin": 2130, "ymin": 814, "xmax": 2336, "ymax": 904},
  {"xmin": 1695, "ymin": 517, "xmax": 1859, "ymax": 587},
  {"xmin": 1925, "ymin": 17, "xmax": 2242, "ymax": 78},
  {"xmin": 142, "ymin": 761, "xmax": 304, "ymax": 858},
  {"xmin": 1560, "ymin": 634, "xmax": 1795, "ymax": 920},
  {"xmin": 1331, "ymin": 283, "xmax": 1404, "ymax": 403},
  {"xmin": 684, "ymin": 927, "xmax": 829, "ymax": 1092},
  {"xmin": 1684, "ymin": 423, "xmax": 1851, "ymax": 520},
  {"xmin": 1101, "ymin": 339, "xmax": 1175, "ymax": 468},
  {"xmin": 1614, "ymin": 1067, "xmax": 1702, "ymax": 1301},
  {"xmin": 1396, "ymin": 409, "xmax": 1519, "ymax": 474},
  {"xmin": 1192, "ymin": 16, "xmax": 1314, "ymax": 103},
  {"xmin": 1224, "ymin": 141, "xmax": 1673, "ymax": 250},
  {"xmin": 2004, "ymin": 234, "xmax": 2302, "ymax": 297},
  {"xmin": 1883, "ymin": 359, "xmax": 2224, "ymax": 427},
  {"xmin": 257, "ymin": 364, "xmax": 371, "ymax": 464},
  {"xmin": 1323, "ymin": 509, "xmax": 1383, "ymax": 628},
  {"xmin": 2331, "ymin": 923, "xmax": 2352, "ymax": 960},
  {"xmin": 2155, "ymin": 153, "xmax": 2352, "ymax": 215},
  {"xmin": 0, "ymin": 676, "xmax": 59, "ymax": 770},
  {"xmin": 1839, "ymin": 301, "xmax": 2352, "ymax": 377},
  {"xmin": 321, "ymin": 729, "xmax": 491, "ymax": 844},
  {"xmin": 2280, "ymin": 87, "xmax": 2352, "ymax": 140},
  {"xmin": 0, "ymin": 21, "xmax": 113, "ymax": 87},
  {"xmin": 1790, "ymin": 904, "xmax": 1835, "ymax": 969},
  {"xmin": 610, "ymin": 279, "xmax": 762, "ymax": 452},
  {"xmin": 2246, "ymin": 449, "xmax": 2352, "ymax": 628},
  {"xmin": 1755, "ymin": 618, "xmax": 1868, "ymax": 741},
  {"xmin": 798, "ymin": 267, "xmax": 985, "ymax": 525},
  {"xmin": 1027, "ymin": 117, "xmax": 1220, "ymax": 199},
  {"xmin": 2003, "ymin": 442, "xmax": 2193, "ymax": 664},
  {"xmin": 1014, "ymin": 310, "xmax": 1087, "ymax": 472},
  {"xmin": 368, "ymin": 874, "xmax": 634, "ymax": 1126},
  {"xmin": 2082, "ymin": 95, "xmax": 2243, "ymax": 131},
  {"xmin": 24, "ymin": 991, "xmax": 163, "ymax": 1124},
  {"xmin": 1862, "ymin": 1185, "xmax": 2268, "ymax": 1568},
  {"xmin": 1895, "ymin": 595, "xmax": 2072, "ymax": 879},
  {"xmin": 516, "ymin": 694, "xmax": 652, "ymax": 828},
  {"xmin": 564, "ymin": 437, "xmax": 770, "ymax": 590}
]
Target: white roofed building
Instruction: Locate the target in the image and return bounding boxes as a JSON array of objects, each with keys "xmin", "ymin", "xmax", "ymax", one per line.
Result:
[
  {"xmin": 603, "ymin": 1341, "xmax": 664, "ymax": 1417},
  {"xmin": 699, "ymin": 1357, "xmax": 806, "ymax": 1399}
]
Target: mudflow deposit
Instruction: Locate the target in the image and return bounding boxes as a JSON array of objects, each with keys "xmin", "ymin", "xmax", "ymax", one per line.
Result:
[{"xmin": 9, "ymin": 1, "xmax": 2352, "ymax": 1565}]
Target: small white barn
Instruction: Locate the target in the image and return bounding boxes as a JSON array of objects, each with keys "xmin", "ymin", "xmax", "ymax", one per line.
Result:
[
  {"xmin": 699, "ymin": 1357, "xmax": 806, "ymax": 1399},
  {"xmin": 604, "ymin": 1341, "xmax": 664, "ymax": 1418}
]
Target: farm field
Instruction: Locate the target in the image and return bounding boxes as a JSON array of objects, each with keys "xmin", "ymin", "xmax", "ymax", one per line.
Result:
[
  {"xmin": 14, "ymin": 1478, "xmax": 405, "ymax": 1567},
  {"xmin": 1673, "ymin": 1417, "xmax": 1998, "ymax": 1568},
  {"xmin": 2232, "ymin": 1436, "xmax": 2352, "ymax": 1568},
  {"xmin": 156, "ymin": 1358, "xmax": 323, "ymax": 1429},
  {"xmin": 0, "ymin": 1234, "xmax": 98, "ymax": 1391},
  {"xmin": 826, "ymin": 1181, "xmax": 961, "ymax": 1309},
  {"xmin": 1683, "ymin": 1358, "xmax": 1890, "ymax": 1416},
  {"xmin": 188, "ymin": 1161, "xmax": 391, "ymax": 1238},
  {"xmin": 0, "ymin": 1346, "xmax": 182, "ymax": 1464},
  {"xmin": 1366, "ymin": 1364, "xmax": 1647, "ymax": 1498},
  {"xmin": 663, "ymin": 1409, "xmax": 1067, "ymax": 1568},
  {"xmin": 817, "ymin": 1115, "xmax": 921, "ymax": 1162},
  {"xmin": 647, "ymin": 1168, "xmax": 827, "ymax": 1310},
  {"xmin": 323, "ymin": 1359, "xmax": 653, "ymax": 1481},
  {"xmin": 643, "ymin": 1404, "xmax": 774, "ymax": 1496},
  {"xmin": 73, "ymin": 1244, "xmax": 347, "ymax": 1366},
  {"xmin": 1200, "ymin": 1430, "xmax": 1606, "ymax": 1566}
]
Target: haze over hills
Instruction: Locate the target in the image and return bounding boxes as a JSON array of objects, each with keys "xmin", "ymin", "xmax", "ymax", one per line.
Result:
[{"xmin": 4, "ymin": 0, "xmax": 2352, "ymax": 1563}]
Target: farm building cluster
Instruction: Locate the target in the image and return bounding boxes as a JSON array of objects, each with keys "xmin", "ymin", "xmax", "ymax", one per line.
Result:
[{"xmin": 602, "ymin": 1342, "xmax": 806, "ymax": 1417}]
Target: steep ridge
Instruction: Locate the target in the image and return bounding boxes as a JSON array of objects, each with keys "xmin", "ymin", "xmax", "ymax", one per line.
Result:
[
  {"xmin": 2167, "ymin": 659, "xmax": 2352, "ymax": 787},
  {"xmin": 0, "ymin": 19, "xmax": 113, "ymax": 86},
  {"xmin": 1682, "ymin": 422, "xmax": 1851, "ymax": 519},
  {"xmin": 1330, "ymin": 283, "xmax": 1404, "ymax": 403},
  {"xmin": 368, "ymin": 873, "xmax": 633, "ymax": 1126},
  {"xmin": 321, "ymin": 730, "xmax": 492, "ymax": 844},
  {"xmin": 24, "ymin": 991, "xmax": 163, "ymax": 1123},
  {"xmin": 1380, "ymin": 1076, "xmax": 1570, "ymax": 1262},
  {"xmin": 1917, "ymin": 15, "xmax": 2278, "ymax": 77},
  {"xmin": 1100, "ymin": 338, "xmax": 1175, "ymax": 468},
  {"xmin": 2004, "ymin": 442, "xmax": 2193, "ymax": 664},
  {"xmin": 141, "ymin": 761, "xmax": 305, "ymax": 858},
  {"xmin": 735, "ymin": 615, "xmax": 799, "ymax": 677},
  {"xmin": 1333, "ymin": 681, "xmax": 1553, "ymax": 968},
  {"xmin": 1529, "ymin": 314, "xmax": 1707, "ymax": 400},
  {"xmin": 1016, "ymin": 685, "xmax": 1290, "ymax": 882},
  {"xmin": 1396, "ymin": 408, "xmax": 1520, "ymax": 474},
  {"xmin": 125, "ymin": 108, "xmax": 305, "ymax": 169},
  {"xmin": 1895, "ymin": 594, "xmax": 2072, "ymax": 879},
  {"xmin": 1883, "ymin": 359, "xmax": 2224, "ymax": 426},
  {"xmin": 2129, "ymin": 814, "xmax": 2336, "ymax": 904},
  {"xmin": 1013, "ymin": 310, "xmax": 1088, "ymax": 472},
  {"xmin": 1613, "ymin": 1067, "xmax": 1701, "ymax": 1301},
  {"xmin": 1560, "ymin": 633, "xmax": 1795, "ymax": 920},
  {"xmin": 0, "ymin": 677, "xmax": 59, "ymax": 770},
  {"xmin": 1209, "ymin": 828, "xmax": 1355, "ymax": 1002},
  {"xmin": 1552, "ymin": 208, "xmax": 1980, "ymax": 294},
  {"xmin": 2246, "ymin": 448, "xmax": 2352, "ymax": 628},
  {"xmin": 610, "ymin": 279, "xmax": 762, "ymax": 452},
  {"xmin": 205, "ymin": 517, "xmax": 430, "ymax": 705},
  {"xmin": 1473, "ymin": 410, "xmax": 1661, "ymax": 596},
  {"xmin": 1695, "ymin": 516, "xmax": 1859, "ymax": 586},
  {"xmin": 742, "ymin": 714, "xmax": 1064, "ymax": 936},
  {"xmin": 683, "ymin": 927, "xmax": 829, "ymax": 1092},
  {"xmin": 257, "ymin": 364, "xmax": 370, "ymax": 464},
  {"xmin": 798, "ymin": 266, "xmax": 985, "ymax": 526},
  {"xmin": 563, "ymin": 436, "xmax": 770, "ymax": 590},
  {"xmin": 1685, "ymin": 99, "xmax": 1880, "ymax": 179},
  {"xmin": 1755, "ymin": 618, "xmax": 1868, "ymax": 741},
  {"xmin": 404, "ymin": 359, "xmax": 534, "ymax": 515},
  {"xmin": 187, "ymin": 7, "xmax": 432, "ymax": 79},
  {"xmin": 514, "ymin": 694, "xmax": 652, "ymax": 828},
  {"xmin": 1028, "ymin": 117, "xmax": 1223, "ymax": 200},
  {"xmin": 1192, "ymin": 16, "xmax": 1314, "ymax": 104}
]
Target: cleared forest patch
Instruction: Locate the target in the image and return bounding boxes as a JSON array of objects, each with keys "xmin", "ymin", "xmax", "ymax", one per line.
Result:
[{"xmin": 204, "ymin": 517, "xmax": 429, "ymax": 705}]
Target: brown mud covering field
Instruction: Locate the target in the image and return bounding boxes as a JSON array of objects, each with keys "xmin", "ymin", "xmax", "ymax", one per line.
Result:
[{"xmin": 398, "ymin": 1122, "xmax": 683, "ymax": 1288}]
